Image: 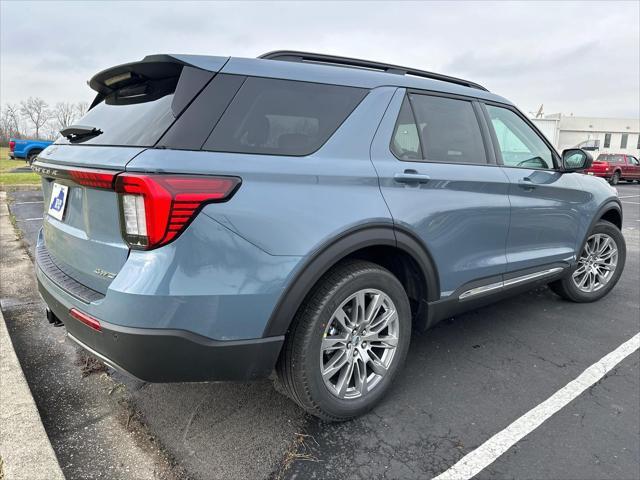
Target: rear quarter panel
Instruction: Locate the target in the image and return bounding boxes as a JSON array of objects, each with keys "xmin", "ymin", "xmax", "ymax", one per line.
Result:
[{"xmin": 125, "ymin": 87, "xmax": 398, "ymax": 256}]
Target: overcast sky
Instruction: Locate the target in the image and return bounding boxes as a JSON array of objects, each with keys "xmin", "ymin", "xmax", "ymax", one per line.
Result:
[{"xmin": 1, "ymin": 1, "xmax": 638, "ymax": 118}]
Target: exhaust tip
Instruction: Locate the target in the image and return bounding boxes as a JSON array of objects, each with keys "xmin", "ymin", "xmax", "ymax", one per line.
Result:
[{"xmin": 46, "ymin": 308, "xmax": 64, "ymax": 327}]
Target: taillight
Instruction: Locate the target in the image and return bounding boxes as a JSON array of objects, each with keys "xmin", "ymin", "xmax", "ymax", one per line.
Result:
[
  {"xmin": 69, "ymin": 308, "xmax": 102, "ymax": 332},
  {"xmin": 9, "ymin": 141, "xmax": 15, "ymax": 152},
  {"xmin": 69, "ymin": 168, "xmax": 117, "ymax": 189},
  {"xmin": 114, "ymin": 173, "xmax": 241, "ymax": 250}
]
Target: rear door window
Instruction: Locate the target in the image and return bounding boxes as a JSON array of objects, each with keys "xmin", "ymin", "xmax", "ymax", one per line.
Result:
[
  {"xmin": 203, "ymin": 78, "xmax": 367, "ymax": 156},
  {"xmin": 403, "ymin": 93, "xmax": 487, "ymax": 164},
  {"xmin": 391, "ymin": 97, "xmax": 422, "ymax": 160}
]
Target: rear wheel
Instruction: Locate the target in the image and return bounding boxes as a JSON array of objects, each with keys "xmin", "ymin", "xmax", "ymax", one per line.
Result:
[
  {"xmin": 27, "ymin": 150, "xmax": 41, "ymax": 165},
  {"xmin": 609, "ymin": 171, "xmax": 620, "ymax": 185},
  {"xmin": 550, "ymin": 220, "xmax": 625, "ymax": 302},
  {"xmin": 276, "ymin": 260, "xmax": 411, "ymax": 421}
]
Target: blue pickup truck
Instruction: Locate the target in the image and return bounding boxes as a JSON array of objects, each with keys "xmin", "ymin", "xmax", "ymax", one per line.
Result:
[{"xmin": 9, "ymin": 138, "xmax": 53, "ymax": 164}]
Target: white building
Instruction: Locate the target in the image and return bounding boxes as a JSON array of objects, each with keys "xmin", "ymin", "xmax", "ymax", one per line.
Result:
[{"xmin": 530, "ymin": 114, "xmax": 640, "ymax": 159}]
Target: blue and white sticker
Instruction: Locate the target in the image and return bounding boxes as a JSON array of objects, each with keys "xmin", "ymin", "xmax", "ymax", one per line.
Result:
[{"xmin": 48, "ymin": 183, "xmax": 69, "ymax": 221}]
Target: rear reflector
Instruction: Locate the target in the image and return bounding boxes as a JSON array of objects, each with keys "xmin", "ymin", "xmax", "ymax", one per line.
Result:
[
  {"xmin": 69, "ymin": 168, "xmax": 117, "ymax": 189},
  {"xmin": 69, "ymin": 308, "xmax": 102, "ymax": 332},
  {"xmin": 114, "ymin": 173, "xmax": 241, "ymax": 250}
]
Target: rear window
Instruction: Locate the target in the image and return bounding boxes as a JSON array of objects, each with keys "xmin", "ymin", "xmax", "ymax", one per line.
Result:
[
  {"xmin": 597, "ymin": 154, "xmax": 624, "ymax": 163},
  {"xmin": 56, "ymin": 66, "xmax": 214, "ymax": 147},
  {"xmin": 203, "ymin": 78, "xmax": 367, "ymax": 156},
  {"xmin": 56, "ymin": 95, "xmax": 176, "ymax": 147}
]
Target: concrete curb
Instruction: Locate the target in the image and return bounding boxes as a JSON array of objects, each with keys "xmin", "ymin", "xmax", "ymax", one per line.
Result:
[{"xmin": 0, "ymin": 191, "xmax": 65, "ymax": 480}]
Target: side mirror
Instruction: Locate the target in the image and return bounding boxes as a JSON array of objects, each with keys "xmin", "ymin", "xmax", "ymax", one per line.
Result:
[{"xmin": 561, "ymin": 148, "xmax": 593, "ymax": 172}]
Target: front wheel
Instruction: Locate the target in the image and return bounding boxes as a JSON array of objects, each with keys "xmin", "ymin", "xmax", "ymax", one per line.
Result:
[
  {"xmin": 550, "ymin": 220, "xmax": 626, "ymax": 302},
  {"xmin": 276, "ymin": 260, "xmax": 411, "ymax": 421}
]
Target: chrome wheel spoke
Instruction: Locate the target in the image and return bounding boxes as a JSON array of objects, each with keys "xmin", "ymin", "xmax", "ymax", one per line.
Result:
[
  {"xmin": 368, "ymin": 309, "xmax": 397, "ymax": 334},
  {"xmin": 335, "ymin": 358, "xmax": 355, "ymax": 398},
  {"xmin": 365, "ymin": 332, "xmax": 398, "ymax": 349},
  {"xmin": 364, "ymin": 293, "xmax": 384, "ymax": 326},
  {"xmin": 353, "ymin": 358, "xmax": 368, "ymax": 396},
  {"xmin": 322, "ymin": 350, "xmax": 349, "ymax": 380},
  {"xmin": 321, "ymin": 335, "xmax": 349, "ymax": 352},
  {"xmin": 333, "ymin": 308, "xmax": 353, "ymax": 331}
]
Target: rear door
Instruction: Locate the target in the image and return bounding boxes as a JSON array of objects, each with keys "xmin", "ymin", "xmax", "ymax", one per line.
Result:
[
  {"xmin": 34, "ymin": 60, "xmax": 225, "ymax": 294},
  {"xmin": 482, "ymin": 103, "xmax": 590, "ymax": 272},
  {"xmin": 370, "ymin": 89, "xmax": 511, "ymax": 297}
]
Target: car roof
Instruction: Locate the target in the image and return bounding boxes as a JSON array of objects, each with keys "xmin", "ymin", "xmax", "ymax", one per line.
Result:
[
  {"xmin": 222, "ymin": 56, "xmax": 510, "ymax": 104},
  {"xmin": 91, "ymin": 53, "xmax": 513, "ymax": 106}
]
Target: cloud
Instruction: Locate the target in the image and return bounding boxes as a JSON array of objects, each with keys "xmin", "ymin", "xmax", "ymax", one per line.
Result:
[{"xmin": 1, "ymin": 1, "xmax": 638, "ymax": 118}]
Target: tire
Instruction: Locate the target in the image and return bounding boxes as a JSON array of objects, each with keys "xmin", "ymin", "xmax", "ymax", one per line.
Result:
[
  {"xmin": 609, "ymin": 171, "xmax": 620, "ymax": 185},
  {"xmin": 27, "ymin": 150, "xmax": 41, "ymax": 165},
  {"xmin": 550, "ymin": 220, "xmax": 626, "ymax": 302},
  {"xmin": 276, "ymin": 260, "xmax": 411, "ymax": 421}
]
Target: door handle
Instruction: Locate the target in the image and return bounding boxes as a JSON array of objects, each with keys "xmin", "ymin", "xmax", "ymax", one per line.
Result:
[
  {"xmin": 394, "ymin": 170, "xmax": 431, "ymax": 185},
  {"xmin": 518, "ymin": 177, "xmax": 536, "ymax": 190}
]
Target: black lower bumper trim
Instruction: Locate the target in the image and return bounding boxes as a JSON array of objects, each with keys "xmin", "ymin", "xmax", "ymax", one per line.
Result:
[{"xmin": 39, "ymin": 278, "xmax": 284, "ymax": 383}]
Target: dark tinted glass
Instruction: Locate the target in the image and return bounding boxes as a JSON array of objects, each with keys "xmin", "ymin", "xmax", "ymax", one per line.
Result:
[
  {"xmin": 204, "ymin": 78, "xmax": 367, "ymax": 156},
  {"xmin": 390, "ymin": 97, "xmax": 422, "ymax": 160},
  {"xmin": 409, "ymin": 94, "xmax": 486, "ymax": 164},
  {"xmin": 56, "ymin": 94, "xmax": 175, "ymax": 147},
  {"xmin": 620, "ymin": 133, "xmax": 628, "ymax": 149},
  {"xmin": 604, "ymin": 133, "xmax": 611, "ymax": 148}
]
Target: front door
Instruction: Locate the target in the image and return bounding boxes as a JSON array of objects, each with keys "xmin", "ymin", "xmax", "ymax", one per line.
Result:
[
  {"xmin": 370, "ymin": 89, "xmax": 511, "ymax": 297},
  {"xmin": 482, "ymin": 103, "xmax": 590, "ymax": 272},
  {"xmin": 625, "ymin": 155, "xmax": 640, "ymax": 180}
]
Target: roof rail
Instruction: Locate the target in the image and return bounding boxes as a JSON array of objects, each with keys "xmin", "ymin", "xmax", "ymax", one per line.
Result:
[{"xmin": 259, "ymin": 50, "xmax": 488, "ymax": 91}]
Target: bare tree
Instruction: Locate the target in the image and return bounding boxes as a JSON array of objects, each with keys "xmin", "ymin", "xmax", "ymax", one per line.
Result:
[
  {"xmin": 76, "ymin": 101, "xmax": 89, "ymax": 118},
  {"xmin": 20, "ymin": 97, "xmax": 50, "ymax": 138},
  {"xmin": 53, "ymin": 102, "xmax": 77, "ymax": 132},
  {"xmin": 0, "ymin": 104, "xmax": 23, "ymax": 143},
  {"xmin": 5, "ymin": 104, "xmax": 22, "ymax": 135}
]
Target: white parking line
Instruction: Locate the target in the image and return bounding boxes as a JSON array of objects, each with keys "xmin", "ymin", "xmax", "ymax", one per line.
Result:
[
  {"xmin": 618, "ymin": 195, "xmax": 640, "ymax": 199},
  {"xmin": 14, "ymin": 201, "xmax": 43, "ymax": 204},
  {"xmin": 433, "ymin": 332, "xmax": 640, "ymax": 480},
  {"xmin": 621, "ymin": 201, "xmax": 640, "ymax": 205},
  {"xmin": 22, "ymin": 217, "xmax": 43, "ymax": 221}
]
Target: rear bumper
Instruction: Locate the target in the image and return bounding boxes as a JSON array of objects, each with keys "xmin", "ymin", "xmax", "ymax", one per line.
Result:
[
  {"xmin": 37, "ymin": 262, "xmax": 285, "ymax": 383},
  {"xmin": 584, "ymin": 171, "xmax": 609, "ymax": 178}
]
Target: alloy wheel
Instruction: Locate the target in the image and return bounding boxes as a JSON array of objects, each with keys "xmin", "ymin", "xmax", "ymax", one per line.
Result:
[
  {"xmin": 572, "ymin": 233, "xmax": 618, "ymax": 293},
  {"xmin": 320, "ymin": 289, "xmax": 399, "ymax": 399}
]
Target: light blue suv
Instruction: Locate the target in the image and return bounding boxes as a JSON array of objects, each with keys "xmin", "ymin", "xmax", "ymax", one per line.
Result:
[{"xmin": 34, "ymin": 51, "xmax": 626, "ymax": 421}]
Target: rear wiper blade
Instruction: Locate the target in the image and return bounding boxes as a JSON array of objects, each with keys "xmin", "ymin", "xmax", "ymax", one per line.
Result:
[{"xmin": 60, "ymin": 125, "xmax": 103, "ymax": 143}]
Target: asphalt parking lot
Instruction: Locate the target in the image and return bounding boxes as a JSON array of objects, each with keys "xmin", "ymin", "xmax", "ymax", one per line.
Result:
[{"xmin": 2, "ymin": 183, "xmax": 639, "ymax": 480}]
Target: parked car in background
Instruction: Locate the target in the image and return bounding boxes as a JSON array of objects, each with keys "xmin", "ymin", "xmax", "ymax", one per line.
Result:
[
  {"xmin": 8, "ymin": 138, "xmax": 54, "ymax": 164},
  {"xmin": 34, "ymin": 51, "xmax": 625, "ymax": 421},
  {"xmin": 585, "ymin": 153, "xmax": 640, "ymax": 184}
]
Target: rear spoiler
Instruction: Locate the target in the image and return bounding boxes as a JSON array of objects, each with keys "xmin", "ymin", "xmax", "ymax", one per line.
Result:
[{"xmin": 88, "ymin": 54, "xmax": 229, "ymax": 109}]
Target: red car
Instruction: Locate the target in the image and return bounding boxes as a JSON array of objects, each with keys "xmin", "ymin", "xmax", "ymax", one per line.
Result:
[{"xmin": 585, "ymin": 153, "xmax": 640, "ymax": 184}]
